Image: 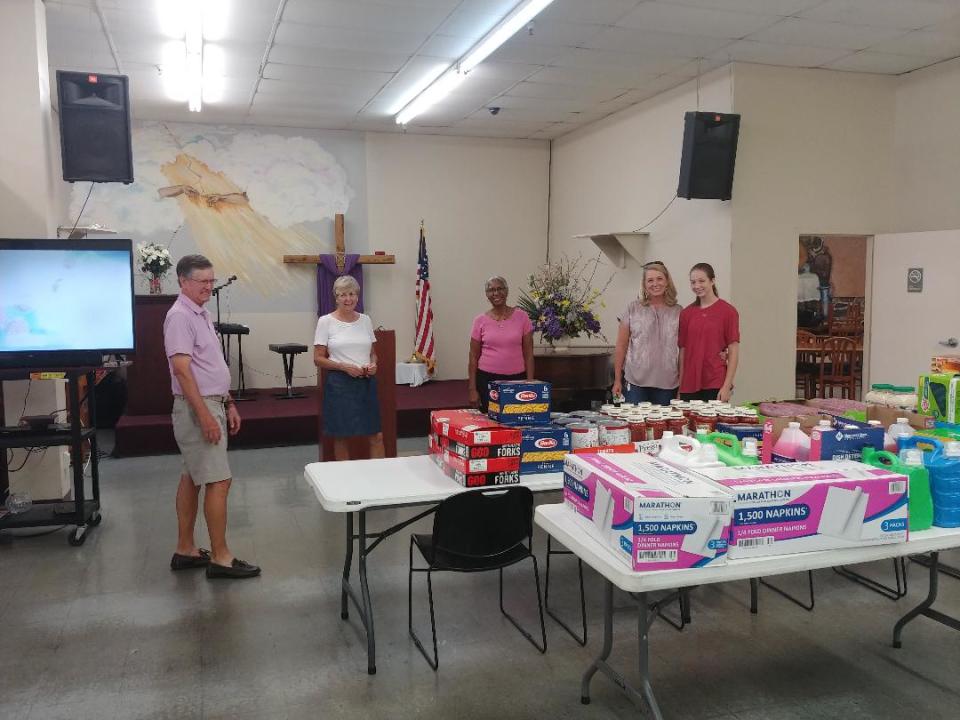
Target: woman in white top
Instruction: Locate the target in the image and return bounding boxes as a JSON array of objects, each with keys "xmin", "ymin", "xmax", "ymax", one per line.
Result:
[
  {"xmin": 612, "ymin": 261, "xmax": 682, "ymax": 406},
  {"xmin": 313, "ymin": 275, "xmax": 384, "ymax": 460}
]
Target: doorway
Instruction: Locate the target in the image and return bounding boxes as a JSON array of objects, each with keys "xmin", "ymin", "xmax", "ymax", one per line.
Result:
[{"xmin": 795, "ymin": 234, "xmax": 871, "ymax": 400}]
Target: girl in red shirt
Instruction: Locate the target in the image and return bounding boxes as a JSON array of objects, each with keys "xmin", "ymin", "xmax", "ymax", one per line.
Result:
[{"xmin": 678, "ymin": 263, "xmax": 740, "ymax": 402}]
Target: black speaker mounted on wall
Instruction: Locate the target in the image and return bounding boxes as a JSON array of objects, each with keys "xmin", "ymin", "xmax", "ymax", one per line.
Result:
[
  {"xmin": 677, "ymin": 111, "xmax": 740, "ymax": 201},
  {"xmin": 56, "ymin": 71, "xmax": 134, "ymax": 184}
]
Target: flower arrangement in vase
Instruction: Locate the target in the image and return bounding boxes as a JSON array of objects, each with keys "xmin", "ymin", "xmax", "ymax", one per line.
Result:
[
  {"xmin": 137, "ymin": 242, "xmax": 173, "ymax": 295},
  {"xmin": 518, "ymin": 253, "xmax": 611, "ymax": 350}
]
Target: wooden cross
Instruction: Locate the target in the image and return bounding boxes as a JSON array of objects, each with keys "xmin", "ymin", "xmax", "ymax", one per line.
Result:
[{"xmin": 283, "ymin": 213, "xmax": 395, "ymax": 270}]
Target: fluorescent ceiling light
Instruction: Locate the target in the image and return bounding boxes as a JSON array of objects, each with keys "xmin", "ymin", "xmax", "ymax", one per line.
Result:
[
  {"xmin": 396, "ymin": 69, "xmax": 464, "ymax": 126},
  {"xmin": 159, "ymin": 0, "xmax": 227, "ymax": 112},
  {"xmin": 394, "ymin": 0, "xmax": 556, "ymax": 125},
  {"xmin": 461, "ymin": 0, "xmax": 555, "ymax": 74}
]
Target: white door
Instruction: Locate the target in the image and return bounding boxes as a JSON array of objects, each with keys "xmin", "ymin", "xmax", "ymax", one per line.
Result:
[{"xmin": 870, "ymin": 229, "xmax": 960, "ymax": 387}]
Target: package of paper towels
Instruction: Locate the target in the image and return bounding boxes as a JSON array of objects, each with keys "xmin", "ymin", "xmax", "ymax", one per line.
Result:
[
  {"xmin": 692, "ymin": 461, "xmax": 909, "ymax": 559},
  {"xmin": 563, "ymin": 453, "xmax": 732, "ymax": 571}
]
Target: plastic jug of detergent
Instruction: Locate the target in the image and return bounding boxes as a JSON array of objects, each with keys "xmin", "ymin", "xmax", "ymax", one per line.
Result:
[
  {"xmin": 861, "ymin": 446, "xmax": 933, "ymax": 531},
  {"xmin": 771, "ymin": 422, "xmax": 810, "ymax": 462},
  {"xmin": 657, "ymin": 435, "xmax": 725, "ymax": 469},
  {"xmin": 698, "ymin": 431, "xmax": 761, "ymax": 466},
  {"xmin": 900, "ymin": 436, "xmax": 960, "ymax": 528}
]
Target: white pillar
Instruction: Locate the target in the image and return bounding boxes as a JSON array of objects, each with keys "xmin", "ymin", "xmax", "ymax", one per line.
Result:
[{"xmin": 1, "ymin": 0, "xmax": 70, "ymax": 501}]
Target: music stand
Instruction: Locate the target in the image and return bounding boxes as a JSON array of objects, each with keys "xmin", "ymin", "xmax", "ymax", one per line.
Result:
[{"xmin": 212, "ymin": 276, "xmax": 254, "ymax": 402}]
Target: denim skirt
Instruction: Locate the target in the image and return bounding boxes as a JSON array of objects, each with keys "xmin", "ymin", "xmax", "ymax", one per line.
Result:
[{"xmin": 322, "ymin": 371, "xmax": 381, "ymax": 437}]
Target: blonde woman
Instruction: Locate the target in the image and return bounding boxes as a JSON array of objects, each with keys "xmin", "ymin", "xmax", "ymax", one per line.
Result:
[
  {"xmin": 612, "ymin": 261, "xmax": 681, "ymax": 406},
  {"xmin": 313, "ymin": 275, "xmax": 384, "ymax": 460}
]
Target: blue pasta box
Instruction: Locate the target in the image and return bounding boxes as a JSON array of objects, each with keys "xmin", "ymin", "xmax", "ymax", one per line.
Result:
[
  {"xmin": 488, "ymin": 380, "xmax": 552, "ymax": 426},
  {"xmin": 519, "ymin": 426, "xmax": 571, "ymax": 475}
]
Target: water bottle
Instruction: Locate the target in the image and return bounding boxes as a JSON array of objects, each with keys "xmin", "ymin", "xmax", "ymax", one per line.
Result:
[{"xmin": 4, "ymin": 492, "xmax": 32, "ymax": 515}]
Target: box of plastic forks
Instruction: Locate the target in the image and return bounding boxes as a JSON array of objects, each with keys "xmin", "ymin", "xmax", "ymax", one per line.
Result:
[
  {"xmin": 691, "ymin": 461, "xmax": 908, "ymax": 559},
  {"xmin": 563, "ymin": 453, "xmax": 733, "ymax": 571}
]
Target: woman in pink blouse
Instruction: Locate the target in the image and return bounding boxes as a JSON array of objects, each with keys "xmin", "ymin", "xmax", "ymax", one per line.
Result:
[{"xmin": 468, "ymin": 276, "xmax": 534, "ymax": 413}]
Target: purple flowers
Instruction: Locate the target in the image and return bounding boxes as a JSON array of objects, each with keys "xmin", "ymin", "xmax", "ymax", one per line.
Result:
[{"xmin": 517, "ymin": 254, "xmax": 611, "ymax": 344}]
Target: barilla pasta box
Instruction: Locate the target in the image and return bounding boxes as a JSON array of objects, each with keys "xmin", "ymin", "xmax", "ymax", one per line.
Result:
[
  {"xmin": 430, "ymin": 409, "xmax": 522, "ymax": 446},
  {"xmin": 691, "ymin": 461, "xmax": 909, "ymax": 559},
  {"xmin": 441, "ymin": 448, "xmax": 520, "ymax": 475},
  {"xmin": 520, "ymin": 426, "xmax": 570, "ymax": 475},
  {"xmin": 488, "ymin": 380, "xmax": 551, "ymax": 426},
  {"xmin": 563, "ymin": 453, "xmax": 732, "ymax": 571},
  {"xmin": 441, "ymin": 434, "xmax": 521, "ymax": 461}
]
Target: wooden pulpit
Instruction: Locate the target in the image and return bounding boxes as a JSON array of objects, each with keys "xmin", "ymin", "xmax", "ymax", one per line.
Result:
[{"xmin": 317, "ymin": 328, "xmax": 397, "ymax": 460}]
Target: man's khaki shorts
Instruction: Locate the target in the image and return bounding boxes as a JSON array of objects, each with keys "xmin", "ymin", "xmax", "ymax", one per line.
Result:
[{"xmin": 172, "ymin": 395, "xmax": 231, "ymax": 486}]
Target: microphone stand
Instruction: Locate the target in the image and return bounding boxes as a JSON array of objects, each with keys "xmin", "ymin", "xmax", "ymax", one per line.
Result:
[{"xmin": 212, "ymin": 276, "xmax": 237, "ymax": 360}]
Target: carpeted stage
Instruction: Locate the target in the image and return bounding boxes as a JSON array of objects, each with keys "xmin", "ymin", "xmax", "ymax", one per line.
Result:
[{"xmin": 113, "ymin": 379, "xmax": 469, "ymax": 457}]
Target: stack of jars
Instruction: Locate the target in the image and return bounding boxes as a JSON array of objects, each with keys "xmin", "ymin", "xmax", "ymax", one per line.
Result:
[{"xmin": 551, "ymin": 400, "xmax": 760, "ymax": 450}]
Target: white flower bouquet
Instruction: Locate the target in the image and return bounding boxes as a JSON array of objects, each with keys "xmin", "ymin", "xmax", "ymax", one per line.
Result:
[{"xmin": 137, "ymin": 242, "xmax": 173, "ymax": 279}]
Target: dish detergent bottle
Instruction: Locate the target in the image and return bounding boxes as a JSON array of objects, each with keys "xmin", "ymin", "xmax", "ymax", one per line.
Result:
[
  {"xmin": 862, "ymin": 446, "xmax": 933, "ymax": 531},
  {"xmin": 888, "ymin": 418, "xmax": 915, "ymax": 444},
  {"xmin": 771, "ymin": 422, "xmax": 810, "ymax": 462}
]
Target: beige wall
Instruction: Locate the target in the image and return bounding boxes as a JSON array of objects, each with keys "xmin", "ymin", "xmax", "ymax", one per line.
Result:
[
  {"xmin": 364, "ymin": 132, "xmax": 549, "ymax": 381},
  {"xmin": 549, "ymin": 67, "xmax": 734, "ymax": 351},
  {"xmin": 730, "ymin": 63, "xmax": 897, "ymax": 402},
  {"xmin": 893, "ymin": 56, "xmax": 960, "ymax": 233}
]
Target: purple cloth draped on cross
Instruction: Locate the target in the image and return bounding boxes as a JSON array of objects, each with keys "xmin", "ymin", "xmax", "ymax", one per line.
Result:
[{"xmin": 317, "ymin": 254, "xmax": 364, "ymax": 316}]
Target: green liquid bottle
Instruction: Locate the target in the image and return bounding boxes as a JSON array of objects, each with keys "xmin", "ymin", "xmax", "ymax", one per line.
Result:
[{"xmin": 861, "ymin": 447, "xmax": 933, "ymax": 531}]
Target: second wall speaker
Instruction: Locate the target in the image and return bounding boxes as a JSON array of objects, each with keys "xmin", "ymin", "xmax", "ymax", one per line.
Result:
[{"xmin": 677, "ymin": 111, "xmax": 740, "ymax": 201}]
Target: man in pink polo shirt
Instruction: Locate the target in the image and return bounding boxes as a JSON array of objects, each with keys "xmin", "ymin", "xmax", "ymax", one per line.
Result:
[{"xmin": 163, "ymin": 254, "xmax": 260, "ymax": 579}]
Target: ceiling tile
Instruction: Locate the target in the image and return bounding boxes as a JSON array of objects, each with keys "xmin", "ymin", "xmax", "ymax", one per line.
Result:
[
  {"xmin": 283, "ymin": 0, "xmax": 455, "ymax": 34},
  {"xmin": 866, "ymin": 29, "xmax": 960, "ymax": 59},
  {"xmin": 536, "ymin": 0, "xmax": 642, "ymax": 25},
  {"xmin": 505, "ymin": 81, "xmax": 629, "ymax": 102},
  {"xmin": 263, "ymin": 63, "xmax": 394, "ymax": 90},
  {"xmin": 268, "ymin": 44, "xmax": 409, "ymax": 72},
  {"xmin": 799, "ymin": 0, "xmax": 960, "ymax": 31},
  {"xmin": 824, "ymin": 50, "xmax": 939, "ymax": 74},
  {"xmin": 551, "ymin": 47, "xmax": 694, "ymax": 74},
  {"xmin": 275, "ymin": 21, "xmax": 427, "ymax": 54},
  {"xmin": 418, "ymin": 34, "xmax": 476, "ymax": 58},
  {"xmin": 711, "ymin": 39, "xmax": 853, "ymax": 66},
  {"xmin": 616, "ymin": 2, "xmax": 782, "ymax": 39},
  {"xmin": 745, "ymin": 18, "xmax": 908, "ymax": 50},
  {"xmin": 436, "ymin": 0, "xmax": 521, "ymax": 38},
  {"xmin": 584, "ymin": 26, "xmax": 736, "ymax": 58},
  {"xmin": 486, "ymin": 38, "xmax": 570, "ymax": 65},
  {"xmin": 511, "ymin": 19, "xmax": 606, "ymax": 47},
  {"xmin": 653, "ymin": 0, "xmax": 825, "ymax": 15},
  {"xmin": 528, "ymin": 121, "xmax": 584, "ymax": 139},
  {"xmin": 526, "ymin": 65, "xmax": 661, "ymax": 87}
]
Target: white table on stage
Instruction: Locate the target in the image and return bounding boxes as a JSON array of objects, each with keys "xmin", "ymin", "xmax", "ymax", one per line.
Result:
[
  {"xmin": 304, "ymin": 455, "xmax": 563, "ymax": 674},
  {"xmin": 395, "ymin": 362, "xmax": 430, "ymax": 386},
  {"xmin": 534, "ymin": 503, "xmax": 960, "ymax": 719}
]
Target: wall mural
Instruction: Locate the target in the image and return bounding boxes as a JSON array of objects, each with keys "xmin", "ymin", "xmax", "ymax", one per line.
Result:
[{"xmin": 67, "ymin": 121, "xmax": 367, "ymax": 312}]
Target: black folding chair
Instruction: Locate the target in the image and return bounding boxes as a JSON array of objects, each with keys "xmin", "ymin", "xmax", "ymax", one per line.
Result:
[{"xmin": 408, "ymin": 486, "xmax": 547, "ymax": 670}]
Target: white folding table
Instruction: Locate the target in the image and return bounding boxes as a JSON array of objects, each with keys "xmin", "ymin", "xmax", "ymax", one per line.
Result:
[
  {"xmin": 304, "ymin": 455, "xmax": 563, "ymax": 674},
  {"xmin": 535, "ymin": 503, "xmax": 960, "ymax": 720}
]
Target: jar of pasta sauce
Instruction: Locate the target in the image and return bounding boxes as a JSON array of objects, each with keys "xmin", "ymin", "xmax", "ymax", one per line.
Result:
[
  {"xmin": 598, "ymin": 419, "xmax": 631, "ymax": 446},
  {"xmin": 693, "ymin": 409, "xmax": 717, "ymax": 435},
  {"xmin": 627, "ymin": 415, "xmax": 647, "ymax": 443},
  {"xmin": 646, "ymin": 413, "xmax": 667, "ymax": 440},
  {"xmin": 667, "ymin": 412, "xmax": 688, "ymax": 437},
  {"xmin": 568, "ymin": 422, "xmax": 599, "ymax": 450}
]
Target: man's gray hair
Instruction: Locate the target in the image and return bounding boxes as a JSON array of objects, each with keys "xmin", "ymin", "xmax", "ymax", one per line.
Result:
[{"xmin": 176, "ymin": 254, "xmax": 212, "ymax": 279}]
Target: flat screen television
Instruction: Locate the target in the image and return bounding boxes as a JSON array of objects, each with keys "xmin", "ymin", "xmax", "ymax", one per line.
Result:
[{"xmin": 0, "ymin": 238, "xmax": 135, "ymax": 368}]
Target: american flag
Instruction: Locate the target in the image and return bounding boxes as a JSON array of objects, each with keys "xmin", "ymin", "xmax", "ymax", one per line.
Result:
[{"xmin": 413, "ymin": 222, "xmax": 436, "ymax": 374}]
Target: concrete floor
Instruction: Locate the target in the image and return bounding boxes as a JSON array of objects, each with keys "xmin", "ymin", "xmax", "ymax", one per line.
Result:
[{"xmin": 1, "ymin": 437, "xmax": 958, "ymax": 720}]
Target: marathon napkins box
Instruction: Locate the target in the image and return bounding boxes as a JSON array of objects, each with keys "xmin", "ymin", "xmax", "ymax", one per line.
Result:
[
  {"xmin": 692, "ymin": 461, "xmax": 909, "ymax": 559},
  {"xmin": 488, "ymin": 380, "xmax": 551, "ymax": 426},
  {"xmin": 520, "ymin": 426, "xmax": 570, "ymax": 475},
  {"xmin": 563, "ymin": 453, "xmax": 732, "ymax": 571}
]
